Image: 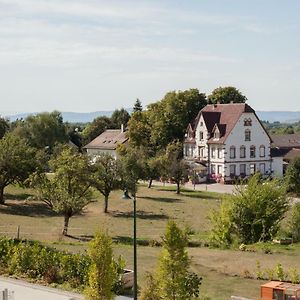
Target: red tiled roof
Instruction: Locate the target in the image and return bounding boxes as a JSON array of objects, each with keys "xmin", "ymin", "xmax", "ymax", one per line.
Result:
[
  {"xmin": 83, "ymin": 129, "xmax": 128, "ymax": 150},
  {"xmin": 271, "ymin": 133, "xmax": 300, "ymax": 148}
]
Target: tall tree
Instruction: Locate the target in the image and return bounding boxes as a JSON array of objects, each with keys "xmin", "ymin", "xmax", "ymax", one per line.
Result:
[
  {"xmin": 157, "ymin": 221, "xmax": 202, "ymax": 300},
  {"xmin": 12, "ymin": 111, "xmax": 68, "ymax": 150},
  {"xmin": 285, "ymin": 157, "xmax": 300, "ymax": 195},
  {"xmin": 82, "ymin": 116, "xmax": 112, "ymax": 144},
  {"xmin": 0, "ymin": 133, "xmax": 37, "ymax": 204},
  {"xmin": 31, "ymin": 147, "xmax": 92, "ymax": 235},
  {"xmin": 90, "ymin": 154, "xmax": 120, "ymax": 213},
  {"xmin": 110, "ymin": 108, "xmax": 130, "ymax": 129},
  {"xmin": 0, "ymin": 117, "xmax": 10, "ymax": 139},
  {"xmin": 208, "ymin": 86, "xmax": 247, "ymax": 104},
  {"xmin": 84, "ymin": 230, "xmax": 117, "ymax": 300},
  {"xmin": 133, "ymin": 98, "xmax": 143, "ymax": 112}
]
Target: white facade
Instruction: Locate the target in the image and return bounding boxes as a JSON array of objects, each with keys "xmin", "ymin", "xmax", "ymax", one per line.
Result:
[
  {"xmin": 184, "ymin": 104, "xmax": 272, "ymax": 183},
  {"xmin": 86, "ymin": 148, "xmax": 117, "ymax": 159}
]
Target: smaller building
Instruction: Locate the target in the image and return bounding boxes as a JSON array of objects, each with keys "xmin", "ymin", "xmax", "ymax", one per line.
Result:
[
  {"xmin": 83, "ymin": 126, "xmax": 128, "ymax": 159},
  {"xmin": 261, "ymin": 281, "xmax": 300, "ymax": 300}
]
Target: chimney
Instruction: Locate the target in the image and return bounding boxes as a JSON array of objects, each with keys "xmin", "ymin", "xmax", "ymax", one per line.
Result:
[{"xmin": 121, "ymin": 124, "xmax": 124, "ymax": 133}]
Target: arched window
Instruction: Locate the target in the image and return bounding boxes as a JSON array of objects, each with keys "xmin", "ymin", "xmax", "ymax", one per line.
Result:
[
  {"xmin": 240, "ymin": 145, "xmax": 246, "ymax": 158},
  {"xmin": 259, "ymin": 145, "xmax": 266, "ymax": 157},
  {"xmin": 250, "ymin": 145, "xmax": 256, "ymax": 158},
  {"xmin": 245, "ymin": 129, "xmax": 251, "ymax": 141},
  {"xmin": 230, "ymin": 146, "xmax": 236, "ymax": 159}
]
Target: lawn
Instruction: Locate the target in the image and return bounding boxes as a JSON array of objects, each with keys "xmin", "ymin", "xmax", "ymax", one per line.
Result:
[{"xmin": 1, "ymin": 183, "xmax": 299, "ymax": 299}]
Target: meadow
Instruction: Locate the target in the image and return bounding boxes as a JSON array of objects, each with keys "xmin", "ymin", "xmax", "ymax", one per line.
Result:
[{"xmin": 1, "ymin": 184, "xmax": 299, "ymax": 300}]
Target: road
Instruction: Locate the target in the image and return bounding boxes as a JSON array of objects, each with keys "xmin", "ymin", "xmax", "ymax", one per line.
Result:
[{"xmin": 0, "ymin": 276, "xmax": 132, "ymax": 300}]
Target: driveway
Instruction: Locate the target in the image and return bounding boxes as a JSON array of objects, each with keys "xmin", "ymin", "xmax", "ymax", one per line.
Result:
[{"xmin": 0, "ymin": 276, "xmax": 132, "ymax": 300}]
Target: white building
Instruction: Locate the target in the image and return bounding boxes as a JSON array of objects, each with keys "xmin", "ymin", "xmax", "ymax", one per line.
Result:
[
  {"xmin": 184, "ymin": 103, "xmax": 272, "ymax": 183},
  {"xmin": 83, "ymin": 127, "xmax": 128, "ymax": 159}
]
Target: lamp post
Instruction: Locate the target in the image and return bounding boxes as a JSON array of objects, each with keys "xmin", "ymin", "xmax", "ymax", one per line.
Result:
[{"xmin": 122, "ymin": 189, "xmax": 137, "ymax": 300}]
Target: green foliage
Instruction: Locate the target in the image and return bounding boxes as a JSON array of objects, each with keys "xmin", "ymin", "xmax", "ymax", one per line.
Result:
[
  {"xmin": 0, "ymin": 117, "xmax": 10, "ymax": 139},
  {"xmin": 12, "ymin": 111, "xmax": 68, "ymax": 150},
  {"xmin": 0, "ymin": 132, "xmax": 37, "ymax": 204},
  {"xmin": 110, "ymin": 108, "xmax": 130, "ymax": 129},
  {"xmin": 288, "ymin": 203, "xmax": 300, "ymax": 241},
  {"xmin": 140, "ymin": 273, "xmax": 161, "ymax": 300},
  {"xmin": 90, "ymin": 153, "xmax": 121, "ymax": 213},
  {"xmin": 84, "ymin": 231, "xmax": 117, "ymax": 300},
  {"xmin": 31, "ymin": 147, "xmax": 93, "ymax": 235},
  {"xmin": 82, "ymin": 116, "xmax": 112, "ymax": 144},
  {"xmin": 210, "ymin": 174, "xmax": 288, "ymax": 246},
  {"xmin": 255, "ymin": 261, "xmax": 264, "ymax": 280},
  {"xmin": 275, "ymin": 263, "xmax": 285, "ymax": 281},
  {"xmin": 208, "ymin": 86, "xmax": 247, "ymax": 104},
  {"xmin": 285, "ymin": 157, "xmax": 300, "ymax": 195},
  {"xmin": 157, "ymin": 221, "xmax": 202, "ymax": 299},
  {"xmin": 289, "ymin": 268, "xmax": 300, "ymax": 284},
  {"xmin": 133, "ymin": 98, "xmax": 143, "ymax": 112}
]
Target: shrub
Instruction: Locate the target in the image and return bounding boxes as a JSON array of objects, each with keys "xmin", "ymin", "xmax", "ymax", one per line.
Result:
[{"xmin": 288, "ymin": 203, "xmax": 300, "ymax": 242}]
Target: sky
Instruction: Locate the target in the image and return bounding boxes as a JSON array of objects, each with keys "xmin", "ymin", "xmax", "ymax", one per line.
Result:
[{"xmin": 0, "ymin": 0, "xmax": 299, "ymax": 115}]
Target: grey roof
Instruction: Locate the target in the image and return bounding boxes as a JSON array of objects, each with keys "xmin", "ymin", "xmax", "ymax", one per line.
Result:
[
  {"xmin": 271, "ymin": 134, "xmax": 300, "ymax": 148},
  {"xmin": 83, "ymin": 129, "xmax": 128, "ymax": 150}
]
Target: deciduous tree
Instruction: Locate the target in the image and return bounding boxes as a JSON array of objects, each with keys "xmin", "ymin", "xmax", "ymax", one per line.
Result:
[
  {"xmin": 0, "ymin": 117, "xmax": 9, "ymax": 139},
  {"xmin": 110, "ymin": 108, "xmax": 130, "ymax": 129},
  {"xmin": 0, "ymin": 133, "xmax": 37, "ymax": 204},
  {"xmin": 208, "ymin": 86, "xmax": 247, "ymax": 104},
  {"xmin": 32, "ymin": 147, "xmax": 92, "ymax": 235},
  {"xmin": 285, "ymin": 157, "xmax": 300, "ymax": 195}
]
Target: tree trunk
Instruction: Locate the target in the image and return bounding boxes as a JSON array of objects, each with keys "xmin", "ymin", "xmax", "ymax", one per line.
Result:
[
  {"xmin": 104, "ymin": 195, "xmax": 109, "ymax": 213},
  {"xmin": 62, "ymin": 215, "xmax": 70, "ymax": 236},
  {"xmin": 148, "ymin": 178, "xmax": 153, "ymax": 189},
  {"xmin": 176, "ymin": 181, "xmax": 180, "ymax": 194},
  {"xmin": 0, "ymin": 186, "xmax": 5, "ymax": 205}
]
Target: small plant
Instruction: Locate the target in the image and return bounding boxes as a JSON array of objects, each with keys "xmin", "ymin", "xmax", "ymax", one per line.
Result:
[
  {"xmin": 239, "ymin": 243, "xmax": 247, "ymax": 251},
  {"xmin": 275, "ymin": 263, "xmax": 285, "ymax": 281},
  {"xmin": 242, "ymin": 269, "xmax": 252, "ymax": 279},
  {"xmin": 255, "ymin": 261, "xmax": 264, "ymax": 280},
  {"xmin": 289, "ymin": 268, "xmax": 300, "ymax": 284},
  {"xmin": 265, "ymin": 268, "xmax": 275, "ymax": 281}
]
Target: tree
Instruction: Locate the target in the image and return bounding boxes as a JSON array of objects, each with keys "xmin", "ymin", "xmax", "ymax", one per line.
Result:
[
  {"xmin": 164, "ymin": 141, "xmax": 189, "ymax": 194},
  {"xmin": 0, "ymin": 133, "xmax": 37, "ymax": 204},
  {"xmin": 0, "ymin": 117, "xmax": 9, "ymax": 139},
  {"xmin": 82, "ymin": 116, "xmax": 112, "ymax": 144},
  {"xmin": 208, "ymin": 86, "xmax": 247, "ymax": 104},
  {"xmin": 12, "ymin": 111, "xmax": 68, "ymax": 150},
  {"xmin": 140, "ymin": 273, "xmax": 161, "ymax": 300},
  {"xmin": 210, "ymin": 174, "xmax": 288, "ymax": 246},
  {"xmin": 288, "ymin": 203, "xmax": 300, "ymax": 242},
  {"xmin": 285, "ymin": 157, "xmax": 300, "ymax": 195},
  {"xmin": 133, "ymin": 98, "xmax": 143, "ymax": 112},
  {"xmin": 85, "ymin": 230, "xmax": 117, "ymax": 300},
  {"xmin": 90, "ymin": 154, "xmax": 120, "ymax": 213},
  {"xmin": 31, "ymin": 147, "xmax": 92, "ymax": 235},
  {"xmin": 157, "ymin": 221, "xmax": 201, "ymax": 299},
  {"xmin": 110, "ymin": 108, "xmax": 130, "ymax": 129}
]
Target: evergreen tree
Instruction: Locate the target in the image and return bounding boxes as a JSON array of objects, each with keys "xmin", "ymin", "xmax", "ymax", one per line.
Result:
[{"xmin": 133, "ymin": 98, "xmax": 143, "ymax": 112}]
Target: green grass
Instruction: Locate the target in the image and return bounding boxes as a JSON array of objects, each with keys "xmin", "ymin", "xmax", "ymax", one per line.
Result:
[{"xmin": 1, "ymin": 183, "xmax": 300, "ymax": 299}]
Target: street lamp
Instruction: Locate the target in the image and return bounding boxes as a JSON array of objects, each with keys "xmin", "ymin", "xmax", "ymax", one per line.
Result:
[{"xmin": 122, "ymin": 189, "xmax": 137, "ymax": 300}]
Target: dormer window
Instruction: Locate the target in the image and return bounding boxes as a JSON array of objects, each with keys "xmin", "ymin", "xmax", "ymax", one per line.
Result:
[
  {"xmin": 214, "ymin": 131, "xmax": 220, "ymax": 139},
  {"xmin": 244, "ymin": 118, "xmax": 252, "ymax": 126}
]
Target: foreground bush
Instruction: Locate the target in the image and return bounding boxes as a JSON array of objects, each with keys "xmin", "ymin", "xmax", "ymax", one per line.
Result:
[{"xmin": 0, "ymin": 237, "xmax": 124, "ymax": 293}]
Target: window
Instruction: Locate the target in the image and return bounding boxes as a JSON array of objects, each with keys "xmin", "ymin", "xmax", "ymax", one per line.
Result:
[
  {"xmin": 211, "ymin": 164, "xmax": 216, "ymax": 174},
  {"xmin": 198, "ymin": 146, "xmax": 204, "ymax": 158},
  {"xmin": 259, "ymin": 145, "xmax": 266, "ymax": 157},
  {"xmin": 244, "ymin": 118, "xmax": 252, "ymax": 126},
  {"xmin": 259, "ymin": 163, "xmax": 265, "ymax": 174},
  {"xmin": 199, "ymin": 131, "xmax": 204, "ymax": 140},
  {"xmin": 217, "ymin": 165, "xmax": 222, "ymax": 174},
  {"xmin": 250, "ymin": 164, "xmax": 256, "ymax": 174},
  {"xmin": 214, "ymin": 131, "xmax": 219, "ymax": 139},
  {"xmin": 211, "ymin": 147, "xmax": 215, "ymax": 158},
  {"xmin": 250, "ymin": 145, "xmax": 256, "ymax": 158},
  {"xmin": 230, "ymin": 146, "xmax": 236, "ymax": 159},
  {"xmin": 240, "ymin": 145, "xmax": 246, "ymax": 158},
  {"xmin": 245, "ymin": 129, "xmax": 251, "ymax": 141},
  {"xmin": 229, "ymin": 165, "xmax": 236, "ymax": 176},
  {"xmin": 218, "ymin": 148, "xmax": 222, "ymax": 159},
  {"xmin": 240, "ymin": 164, "xmax": 246, "ymax": 176},
  {"xmin": 200, "ymin": 121, "xmax": 203, "ymax": 126}
]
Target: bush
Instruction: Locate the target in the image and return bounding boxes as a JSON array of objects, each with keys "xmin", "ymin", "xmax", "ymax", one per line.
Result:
[{"xmin": 288, "ymin": 203, "xmax": 300, "ymax": 242}]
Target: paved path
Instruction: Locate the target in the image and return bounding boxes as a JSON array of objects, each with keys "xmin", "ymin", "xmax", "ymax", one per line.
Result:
[{"xmin": 0, "ymin": 276, "xmax": 132, "ymax": 300}]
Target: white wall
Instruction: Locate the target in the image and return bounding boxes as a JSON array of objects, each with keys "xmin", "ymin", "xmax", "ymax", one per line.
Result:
[
  {"xmin": 271, "ymin": 157, "xmax": 284, "ymax": 177},
  {"xmin": 86, "ymin": 148, "xmax": 117, "ymax": 159}
]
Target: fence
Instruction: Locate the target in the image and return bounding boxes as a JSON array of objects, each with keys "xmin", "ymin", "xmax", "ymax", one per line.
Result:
[{"xmin": 0, "ymin": 289, "xmax": 14, "ymax": 300}]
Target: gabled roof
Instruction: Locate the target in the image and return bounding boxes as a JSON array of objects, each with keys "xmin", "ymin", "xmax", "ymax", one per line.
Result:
[
  {"xmin": 194, "ymin": 103, "xmax": 255, "ymax": 144},
  {"xmin": 83, "ymin": 129, "xmax": 128, "ymax": 150}
]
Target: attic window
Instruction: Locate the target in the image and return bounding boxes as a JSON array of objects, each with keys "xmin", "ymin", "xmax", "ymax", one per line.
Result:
[
  {"xmin": 214, "ymin": 132, "xmax": 220, "ymax": 139},
  {"xmin": 244, "ymin": 118, "xmax": 252, "ymax": 126}
]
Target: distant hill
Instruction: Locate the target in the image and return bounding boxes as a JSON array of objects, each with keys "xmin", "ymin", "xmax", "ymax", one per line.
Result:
[
  {"xmin": 5, "ymin": 109, "xmax": 300, "ymax": 124},
  {"xmin": 256, "ymin": 111, "xmax": 300, "ymax": 123}
]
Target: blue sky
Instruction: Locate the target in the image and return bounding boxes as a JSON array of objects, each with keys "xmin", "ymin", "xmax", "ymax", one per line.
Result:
[{"xmin": 0, "ymin": 0, "xmax": 299, "ymax": 114}]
